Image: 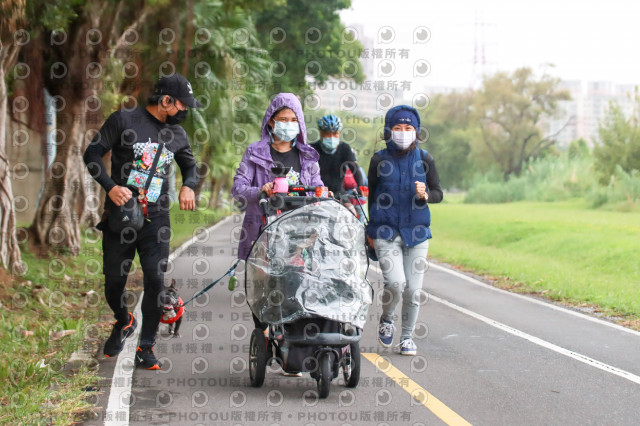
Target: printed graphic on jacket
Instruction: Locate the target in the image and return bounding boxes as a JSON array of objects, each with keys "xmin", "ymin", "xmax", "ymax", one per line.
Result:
[
  {"xmin": 286, "ymin": 168, "xmax": 300, "ymax": 196},
  {"xmin": 126, "ymin": 139, "xmax": 174, "ymax": 202}
]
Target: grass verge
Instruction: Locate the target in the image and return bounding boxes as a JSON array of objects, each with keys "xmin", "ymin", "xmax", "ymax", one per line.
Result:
[
  {"xmin": 0, "ymin": 202, "xmax": 229, "ymax": 425},
  {"xmin": 428, "ymin": 196, "xmax": 640, "ymax": 329}
]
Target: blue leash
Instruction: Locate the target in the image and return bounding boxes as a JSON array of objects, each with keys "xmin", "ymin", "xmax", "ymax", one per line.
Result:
[{"xmin": 181, "ymin": 259, "xmax": 241, "ymax": 307}]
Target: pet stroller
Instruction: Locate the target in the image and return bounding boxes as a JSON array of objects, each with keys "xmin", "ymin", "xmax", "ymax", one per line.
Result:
[{"xmin": 245, "ymin": 185, "xmax": 372, "ymax": 398}]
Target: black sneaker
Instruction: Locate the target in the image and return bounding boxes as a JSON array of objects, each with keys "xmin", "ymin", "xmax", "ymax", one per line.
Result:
[
  {"xmin": 104, "ymin": 313, "xmax": 137, "ymax": 357},
  {"xmin": 135, "ymin": 345, "xmax": 162, "ymax": 370}
]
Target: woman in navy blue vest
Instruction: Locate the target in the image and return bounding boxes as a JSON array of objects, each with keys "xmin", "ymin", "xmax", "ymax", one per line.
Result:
[{"xmin": 366, "ymin": 105, "xmax": 443, "ymax": 355}]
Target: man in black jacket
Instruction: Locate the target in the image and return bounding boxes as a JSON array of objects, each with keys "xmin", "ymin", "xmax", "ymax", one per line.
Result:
[
  {"xmin": 83, "ymin": 74, "xmax": 201, "ymax": 369},
  {"xmin": 310, "ymin": 114, "xmax": 364, "ymax": 216}
]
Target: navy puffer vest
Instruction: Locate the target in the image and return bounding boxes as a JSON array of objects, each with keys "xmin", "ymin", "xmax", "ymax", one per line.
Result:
[{"xmin": 366, "ymin": 148, "xmax": 432, "ymax": 247}]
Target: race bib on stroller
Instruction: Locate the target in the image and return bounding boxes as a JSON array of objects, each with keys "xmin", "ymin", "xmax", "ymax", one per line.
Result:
[{"xmin": 127, "ymin": 139, "xmax": 174, "ymax": 202}]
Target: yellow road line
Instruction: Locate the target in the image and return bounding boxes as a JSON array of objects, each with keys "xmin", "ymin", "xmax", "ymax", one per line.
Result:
[{"xmin": 363, "ymin": 353, "xmax": 472, "ymax": 426}]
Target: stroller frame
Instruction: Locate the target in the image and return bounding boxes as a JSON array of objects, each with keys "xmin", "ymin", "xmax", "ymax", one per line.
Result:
[{"xmin": 246, "ymin": 190, "xmax": 370, "ymax": 398}]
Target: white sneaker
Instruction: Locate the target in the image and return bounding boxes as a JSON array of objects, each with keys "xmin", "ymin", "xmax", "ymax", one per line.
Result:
[{"xmin": 398, "ymin": 338, "xmax": 417, "ymax": 355}]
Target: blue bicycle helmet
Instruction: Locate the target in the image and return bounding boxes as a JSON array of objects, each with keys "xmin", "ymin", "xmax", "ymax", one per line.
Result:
[{"xmin": 317, "ymin": 114, "xmax": 343, "ymax": 132}]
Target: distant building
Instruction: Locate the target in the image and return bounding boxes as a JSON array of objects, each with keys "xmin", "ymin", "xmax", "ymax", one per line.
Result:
[
  {"xmin": 348, "ymin": 24, "xmax": 374, "ymax": 80},
  {"xmin": 312, "ymin": 77, "xmax": 406, "ymax": 119},
  {"xmin": 312, "ymin": 24, "xmax": 411, "ymax": 119},
  {"xmin": 545, "ymin": 80, "xmax": 637, "ymax": 148}
]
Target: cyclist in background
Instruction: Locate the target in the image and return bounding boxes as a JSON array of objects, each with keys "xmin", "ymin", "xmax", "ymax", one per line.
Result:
[{"xmin": 310, "ymin": 114, "xmax": 364, "ymax": 218}]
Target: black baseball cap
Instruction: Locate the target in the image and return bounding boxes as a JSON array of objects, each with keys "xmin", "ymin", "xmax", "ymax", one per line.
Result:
[{"xmin": 153, "ymin": 74, "xmax": 203, "ymax": 108}]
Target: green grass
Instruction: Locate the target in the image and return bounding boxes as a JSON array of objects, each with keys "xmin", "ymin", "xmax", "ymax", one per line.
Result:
[
  {"xmin": 1, "ymin": 231, "xmax": 108, "ymax": 425},
  {"xmin": 1, "ymin": 201, "xmax": 229, "ymax": 425},
  {"xmin": 429, "ymin": 198, "xmax": 640, "ymax": 319},
  {"xmin": 168, "ymin": 202, "xmax": 231, "ymax": 249}
]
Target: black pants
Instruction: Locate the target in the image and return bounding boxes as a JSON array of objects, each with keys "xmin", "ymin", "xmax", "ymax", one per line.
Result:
[{"xmin": 102, "ymin": 212, "xmax": 170, "ymax": 347}]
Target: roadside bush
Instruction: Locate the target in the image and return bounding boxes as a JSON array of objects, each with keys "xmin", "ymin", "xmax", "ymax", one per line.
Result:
[
  {"xmin": 465, "ymin": 154, "xmax": 596, "ymax": 204},
  {"xmin": 587, "ymin": 166, "xmax": 640, "ymax": 208}
]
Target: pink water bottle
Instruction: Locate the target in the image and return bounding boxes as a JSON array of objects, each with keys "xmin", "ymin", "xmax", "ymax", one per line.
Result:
[{"xmin": 273, "ymin": 177, "xmax": 289, "ymax": 194}]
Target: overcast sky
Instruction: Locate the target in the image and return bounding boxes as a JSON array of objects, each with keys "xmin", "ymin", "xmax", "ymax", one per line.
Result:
[{"xmin": 340, "ymin": 0, "xmax": 640, "ymax": 90}]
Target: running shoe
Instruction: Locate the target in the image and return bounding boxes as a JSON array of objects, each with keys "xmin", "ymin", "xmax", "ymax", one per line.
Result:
[
  {"xmin": 104, "ymin": 313, "xmax": 137, "ymax": 357},
  {"xmin": 398, "ymin": 338, "xmax": 417, "ymax": 356},
  {"xmin": 378, "ymin": 319, "xmax": 395, "ymax": 347},
  {"xmin": 135, "ymin": 345, "xmax": 162, "ymax": 370}
]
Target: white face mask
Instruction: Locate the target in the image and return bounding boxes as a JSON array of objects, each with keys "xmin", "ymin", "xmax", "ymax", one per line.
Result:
[
  {"xmin": 273, "ymin": 121, "xmax": 300, "ymax": 142},
  {"xmin": 391, "ymin": 130, "xmax": 416, "ymax": 149}
]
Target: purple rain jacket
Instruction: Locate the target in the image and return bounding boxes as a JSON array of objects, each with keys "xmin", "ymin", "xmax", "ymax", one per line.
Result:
[{"xmin": 231, "ymin": 93, "xmax": 324, "ymax": 259}]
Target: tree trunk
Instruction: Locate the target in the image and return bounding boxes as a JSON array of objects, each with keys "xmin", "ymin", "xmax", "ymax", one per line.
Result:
[
  {"xmin": 208, "ymin": 175, "xmax": 220, "ymax": 209},
  {"xmin": 217, "ymin": 173, "xmax": 230, "ymax": 209},
  {"xmin": 30, "ymin": 27, "xmax": 100, "ymax": 255},
  {"xmin": 208, "ymin": 172, "xmax": 229, "ymax": 209},
  {"xmin": 0, "ymin": 66, "xmax": 24, "ymax": 273},
  {"xmin": 30, "ymin": 92, "xmax": 99, "ymax": 254},
  {"xmin": 25, "ymin": 0, "xmax": 158, "ymax": 255},
  {"xmin": 0, "ymin": 3, "xmax": 25, "ymax": 273},
  {"xmin": 193, "ymin": 142, "xmax": 212, "ymax": 202},
  {"xmin": 182, "ymin": 0, "xmax": 194, "ymax": 76}
]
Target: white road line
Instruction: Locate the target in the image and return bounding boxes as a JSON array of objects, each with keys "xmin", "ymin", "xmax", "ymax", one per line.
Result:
[
  {"xmin": 370, "ymin": 264, "xmax": 640, "ymax": 386},
  {"xmin": 104, "ymin": 297, "xmax": 141, "ymax": 426},
  {"xmin": 427, "ymin": 262, "xmax": 640, "ymax": 338},
  {"xmin": 104, "ymin": 215, "xmax": 235, "ymax": 426},
  {"xmin": 429, "ymin": 293, "xmax": 640, "ymax": 385}
]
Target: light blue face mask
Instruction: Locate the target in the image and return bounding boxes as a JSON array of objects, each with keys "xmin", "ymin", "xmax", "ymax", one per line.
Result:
[
  {"xmin": 273, "ymin": 121, "xmax": 300, "ymax": 143},
  {"xmin": 321, "ymin": 137, "xmax": 340, "ymax": 154}
]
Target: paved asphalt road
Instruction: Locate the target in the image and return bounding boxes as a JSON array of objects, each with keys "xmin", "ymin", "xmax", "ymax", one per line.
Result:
[{"xmin": 93, "ymin": 215, "xmax": 640, "ymax": 426}]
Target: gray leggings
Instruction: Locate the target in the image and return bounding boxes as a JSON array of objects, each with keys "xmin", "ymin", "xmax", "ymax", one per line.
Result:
[{"xmin": 374, "ymin": 235, "xmax": 429, "ymax": 339}]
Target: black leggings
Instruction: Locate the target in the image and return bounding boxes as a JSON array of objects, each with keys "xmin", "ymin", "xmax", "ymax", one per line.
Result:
[{"xmin": 102, "ymin": 213, "xmax": 170, "ymax": 347}]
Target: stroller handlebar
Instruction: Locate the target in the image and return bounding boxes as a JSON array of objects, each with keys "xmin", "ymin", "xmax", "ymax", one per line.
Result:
[
  {"xmin": 258, "ymin": 191, "xmax": 269, "ymax": 215},
  {"xmin": 286, "ymin": 184, "xmax": 322, "ymax": 193},
  {"xmin": 259, "ymin": 187, "xmax": 333, "ymax": 216}
]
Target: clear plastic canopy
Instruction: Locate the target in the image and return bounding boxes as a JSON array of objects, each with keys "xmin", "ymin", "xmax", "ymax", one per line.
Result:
[{"xmin": 245, "ymin": 200, "xmax": 372, "ymax": 329}]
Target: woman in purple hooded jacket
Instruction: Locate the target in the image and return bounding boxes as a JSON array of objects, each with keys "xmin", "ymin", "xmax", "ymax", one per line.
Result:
[
  {"xmin": 232, "ymin": 94, "xmax": 324, "ymax": 376},
  {"xmin": 232, "ymin": 93, "xmax": 324, "ymax": 261}
]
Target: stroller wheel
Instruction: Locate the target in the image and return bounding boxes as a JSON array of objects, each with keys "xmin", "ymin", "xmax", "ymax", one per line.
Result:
[
  {"xmin": 249, "ymin": 328, "xmax": 268, "ymax": 387},
  {"xmin": 317, "ymin": 351, "xmax": 334, "ymax": 399},
  {"xmin": 343, "ymin": 342, "xmax": 360, "ymax": 388}
]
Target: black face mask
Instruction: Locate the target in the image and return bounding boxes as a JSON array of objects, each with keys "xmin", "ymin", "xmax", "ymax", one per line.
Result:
[{"xmin": 166, "ymin": 109, "xmax": 188, "ymax": 125}]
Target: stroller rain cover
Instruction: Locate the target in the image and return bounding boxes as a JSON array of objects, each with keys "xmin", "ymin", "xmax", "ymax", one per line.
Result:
[{"xmin": 246, "ymin": 200, "xmax": 372, "ymax": 328}]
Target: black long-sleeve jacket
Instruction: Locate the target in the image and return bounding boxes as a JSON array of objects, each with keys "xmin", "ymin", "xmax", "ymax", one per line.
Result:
[
  {"xmin": 310, "ymin": 141, "xmax": 364, "ymax": 194},
  {"xmin": 83, "ymin": 107, "xmax": 197, "ymax": 214}
]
